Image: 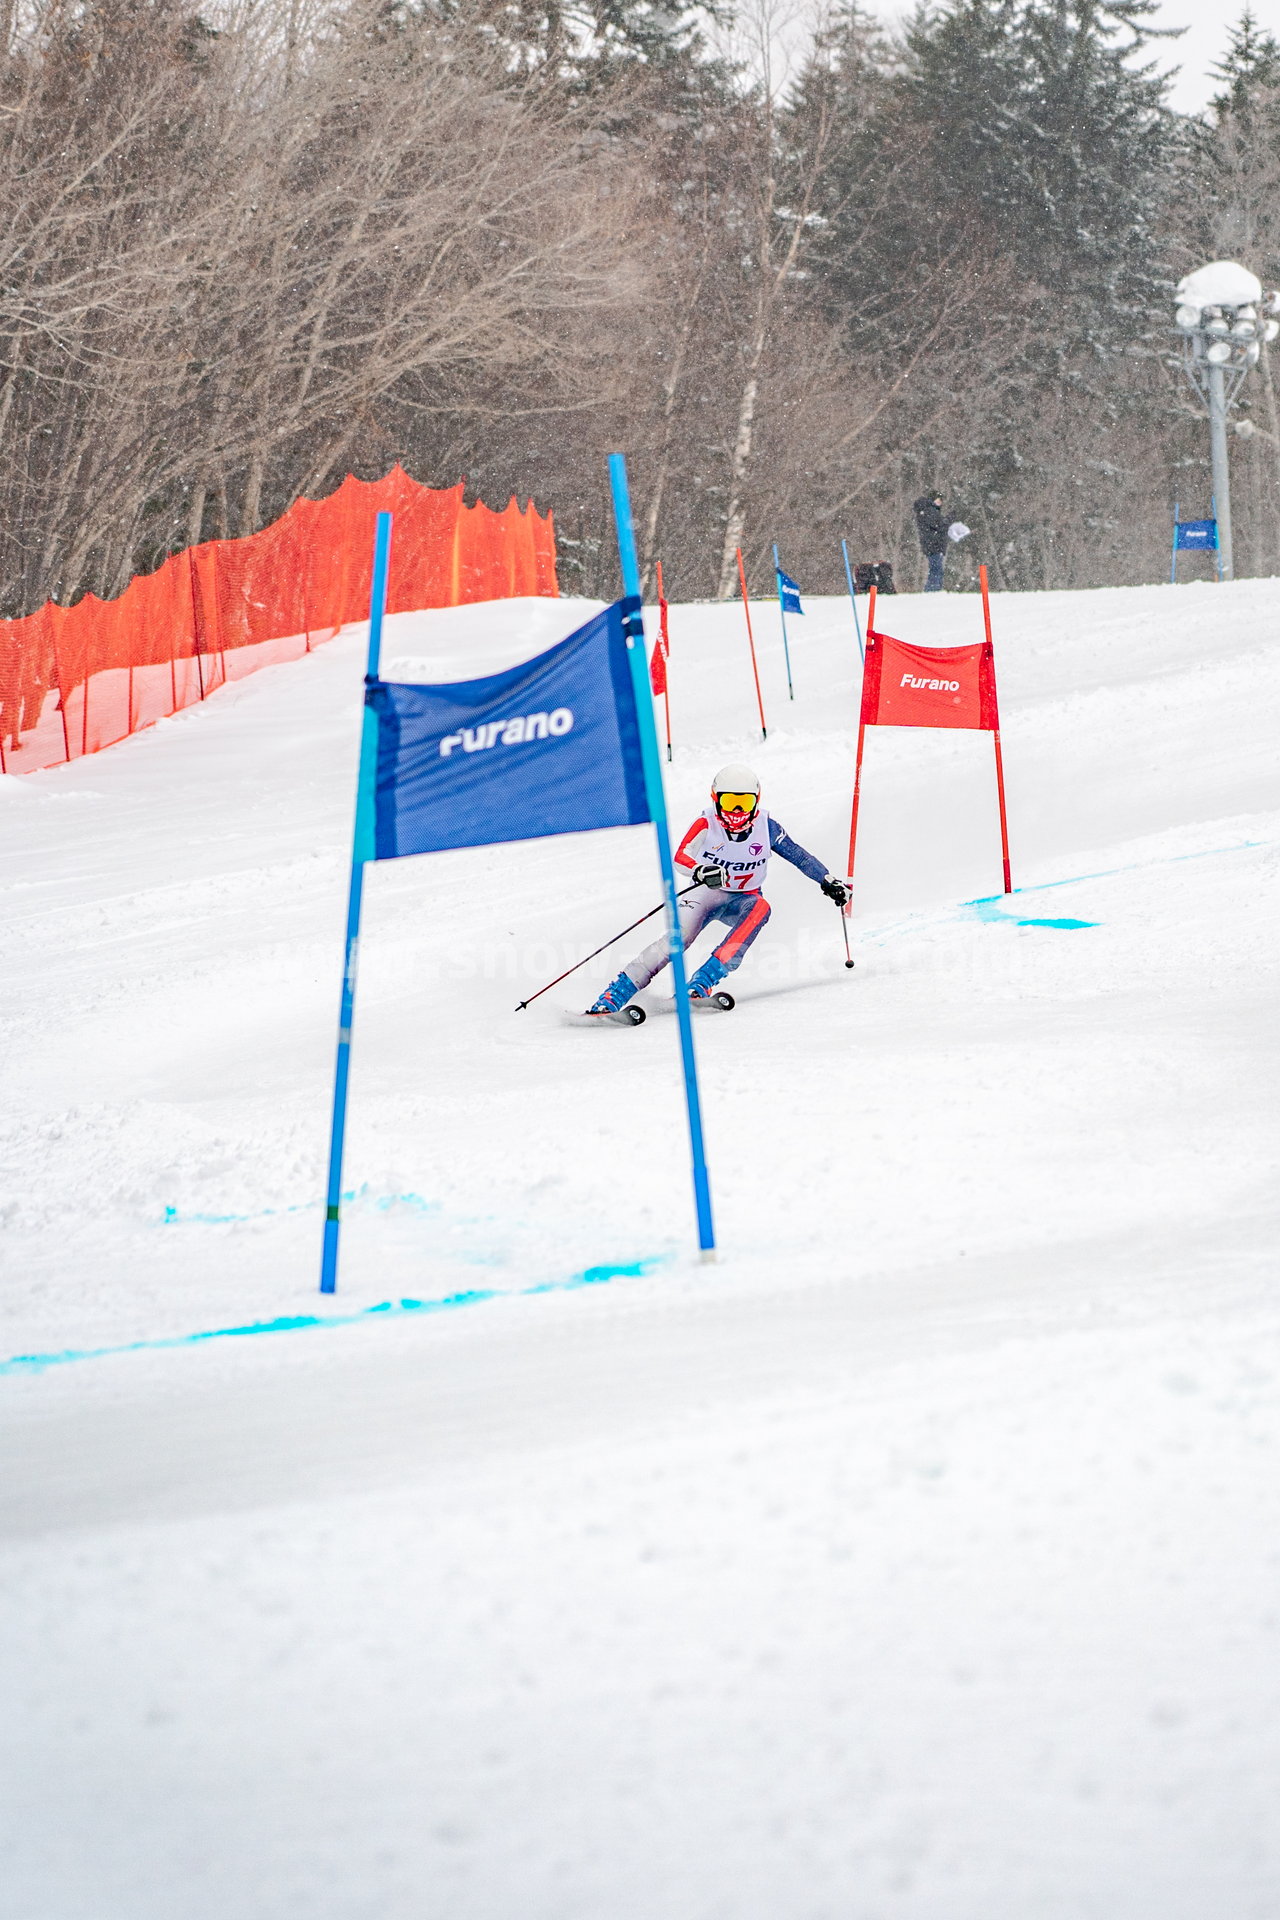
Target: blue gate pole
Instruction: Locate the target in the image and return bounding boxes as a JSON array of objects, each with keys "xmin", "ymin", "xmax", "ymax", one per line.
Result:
[
  {"xmin": 772, "ymin": 542, "xmax": 795, "ymax": 699},
  {"xmin": 840, "ymin": 537, "xmax": 865, "ymax": 663},
  {"xmin": 1170, "ymin": 501, "xmax": 1179, "ymax": 586},
  {"xmin": 320, "ymin": 510, "xmax": 393, "ymax": 1294},
  {"xmin": 608, "ymin": 455, "xmax": 716, "ymax": 1261}
]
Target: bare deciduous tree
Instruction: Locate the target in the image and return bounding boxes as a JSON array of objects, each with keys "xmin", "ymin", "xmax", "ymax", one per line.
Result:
[{"xmin": 0, "ymin": 0, "xmax": 637, "ymax": 612}]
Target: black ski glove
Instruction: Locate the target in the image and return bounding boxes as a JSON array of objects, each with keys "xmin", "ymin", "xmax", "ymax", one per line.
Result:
[
  {"xmin": 820, "ymin": 875, "xmax": 849, "ymax": 908},
  {"xmin": 692, "ymin": 861, "xmax": 730, "ymax": 889}
]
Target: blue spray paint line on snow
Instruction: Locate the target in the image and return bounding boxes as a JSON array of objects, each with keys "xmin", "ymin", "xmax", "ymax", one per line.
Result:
[
  {"xmin": 158, "ymin": 1188, "xmax": 438, "ymax": 1228},
  {"xmin": 966, "ymin": 835, "xmax": 1266, "ymax": 906},
  {"xmin": 0, "ymin": 1256, "xmax": 664, "ymax": 1380},
  {"xmin": 873, "ymin": 835, "xmax": 1271, "ymax": 943}
]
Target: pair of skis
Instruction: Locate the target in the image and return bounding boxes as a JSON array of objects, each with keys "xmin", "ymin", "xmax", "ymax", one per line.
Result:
[
  {"xmin": 584, "ymin": 990, "xmax": 735, "ymax": 1029},
  {"xmin": 516, "ymin": 877, "xmax": 850, "ymax": 1029}
]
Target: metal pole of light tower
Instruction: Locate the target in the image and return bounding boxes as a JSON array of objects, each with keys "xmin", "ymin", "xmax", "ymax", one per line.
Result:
[{"xmin": 1207, "ymin": 359, "xmax": 1235, "ymax": 581}]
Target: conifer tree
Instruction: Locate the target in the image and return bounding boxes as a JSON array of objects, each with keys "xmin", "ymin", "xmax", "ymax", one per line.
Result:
[
  {"xmin": 1210, "ymin": 9, "xmax": 1280, "ymax": 124},
  {"xmin": 903, "ymin": 0, "xmax": 1176, "ymax": 332}
]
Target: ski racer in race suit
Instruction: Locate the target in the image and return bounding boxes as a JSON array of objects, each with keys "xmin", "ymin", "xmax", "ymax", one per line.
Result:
[{"xmin": 588, "ymin": 764, "xmax": 848, "ymax": 1013}]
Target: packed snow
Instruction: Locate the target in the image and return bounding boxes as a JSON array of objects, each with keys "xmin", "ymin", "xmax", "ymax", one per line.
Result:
[{"xmin": 2, "ymin": 573, "xmax": 1278, "ymax": 1918}]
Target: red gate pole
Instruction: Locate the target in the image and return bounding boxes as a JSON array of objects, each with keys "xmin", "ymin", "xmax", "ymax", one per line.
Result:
[
  {"xmin": 980, "ymin": 564, "xmax": 1012, "ymax": 894},
  {"xmin": 844, "ymin": 719, "xmax": 868, "ymax": 915},
  {"xmin": 992, "ymin": 730, "xmax": 1012, "ymax": 894},
  {"xmin": 655, "ymin": 559, "xmax": 673, "ymax": 762},
  {"xmin": 843, "ymin": 581, "xmax": 877, "ymax": 915},
  {"xmin": 735, "ymin": 546, "xmax": 767, "ymax": 741}
]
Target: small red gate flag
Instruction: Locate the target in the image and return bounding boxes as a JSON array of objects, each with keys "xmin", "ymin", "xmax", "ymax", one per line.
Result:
[
  {"xmin": 652, "ymin": 560, "xmax": 673, "ymax": 760},
  {"xmin": 861, "ymin": 629, "xmax": 999, "ymax": 731},
  {"xmin": 650, "ymin": 624, "xmax": 668, "ymax": 695}
]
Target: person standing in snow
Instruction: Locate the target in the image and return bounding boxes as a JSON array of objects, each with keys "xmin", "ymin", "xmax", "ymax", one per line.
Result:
[
  {"xmin": 587, "ymin": 765, "xmax": 847, "ymax": 1014},
  {"xmin": 912, "ymin": 491, "xmax": 950, "ymax": 592}
]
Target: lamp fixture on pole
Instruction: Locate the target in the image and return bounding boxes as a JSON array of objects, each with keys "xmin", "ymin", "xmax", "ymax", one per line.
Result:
[{"xmin": 1173, "ymin": 260, "xmax": 1279, "ymax": 582}]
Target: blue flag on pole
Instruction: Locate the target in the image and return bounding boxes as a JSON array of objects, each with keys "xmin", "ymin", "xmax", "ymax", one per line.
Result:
[
  {"xmin": 357, "ymin": 600, "xmax": 651, "ymax": 861},
  {"xmin": 1174, "ymin": 519, "xmax": 1218, "ymax": 551},
  {"xmin": 776, "ymin": 569, "xmax": 804, "ymax": 614}
]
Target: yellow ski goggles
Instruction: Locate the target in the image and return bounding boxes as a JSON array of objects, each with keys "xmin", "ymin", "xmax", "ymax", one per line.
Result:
[{"xmin": 715, "ymin": 792, "xmax": 758, "ymax": 816}]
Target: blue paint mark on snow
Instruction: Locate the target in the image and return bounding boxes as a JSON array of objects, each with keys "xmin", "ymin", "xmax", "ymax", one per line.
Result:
[
  {"xmin": 0, "ymin": 1257, "xmax": 663, "ymax": 1380},
  {"xmin": 862, "ymin": 835, "xmax": 1271, "ymax": 954},
  {"xmin": 963, "ymin": 896, "xmax": 1097, "ymax": 931},
  {"xmin": 942, "ymin": 836, "xmax": 1268, "ymax": 935}
]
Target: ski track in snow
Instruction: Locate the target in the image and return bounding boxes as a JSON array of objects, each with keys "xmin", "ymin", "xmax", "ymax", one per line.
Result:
[{"xmin": 1, "ymin": 578, "xmax": 1278, "ymax": 1918}]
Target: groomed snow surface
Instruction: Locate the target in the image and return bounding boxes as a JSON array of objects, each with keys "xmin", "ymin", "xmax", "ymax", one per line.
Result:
[{"xmin": 2, "ymin": 575, "xmax": 1278, "ymax": 1918}]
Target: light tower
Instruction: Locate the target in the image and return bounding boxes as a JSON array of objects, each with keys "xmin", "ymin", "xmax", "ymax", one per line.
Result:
[{"xmin": 1173, "ymin": 261, "xmax": 1280, "ymax": 581}]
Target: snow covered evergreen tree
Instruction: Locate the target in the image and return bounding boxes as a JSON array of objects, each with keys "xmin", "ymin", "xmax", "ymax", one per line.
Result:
[{"xmin": 902, "ymin": 0, "xmax": 1176, "ymax": 337}]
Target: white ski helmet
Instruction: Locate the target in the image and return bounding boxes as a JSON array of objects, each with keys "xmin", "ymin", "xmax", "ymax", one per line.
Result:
[{"xmin": 710, "ymin": 763, "xmax": 761, "ymax": 830}]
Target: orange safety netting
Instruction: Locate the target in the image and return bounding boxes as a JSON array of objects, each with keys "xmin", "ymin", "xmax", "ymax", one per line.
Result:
[{"xmin": 0, "ymin": 466, "xmax": 558, "ymax": 775}]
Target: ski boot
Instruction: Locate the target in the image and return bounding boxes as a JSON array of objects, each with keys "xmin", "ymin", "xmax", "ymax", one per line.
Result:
[
  {"xmin": 688, "ymin": 957, "xmax": 726, "ymax": 999},
  {"xmin": 688, "ymin": 958, "xmax": 734, "ymax": 1012},
  {"xmin": 585, "ymin": 972, "xmax": 645, "ymax": 1024}
]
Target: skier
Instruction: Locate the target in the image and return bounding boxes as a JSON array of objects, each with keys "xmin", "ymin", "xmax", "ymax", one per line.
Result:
[
  {"xmin": 912, "ymin": 490, "xmax": 949, "ymax": 592},
  {"xmin": 587, "ymin": 765, "xmax": 848, "ymax": 1014}
]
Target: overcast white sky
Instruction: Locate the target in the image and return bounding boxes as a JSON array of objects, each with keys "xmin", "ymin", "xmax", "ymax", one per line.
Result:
[
  {"xmin": 868, "ymin": 2, "xmax": 1277, "ymax": 116},
  {"xmin": 1145, "ymin": 0, "xmax": 1280, "ymax": 112}
]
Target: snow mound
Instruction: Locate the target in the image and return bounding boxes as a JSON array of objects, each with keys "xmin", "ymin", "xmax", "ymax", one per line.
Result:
[{"xmin": 1175, "ymin": 259, "xmax": 1263, "ymax": 309}]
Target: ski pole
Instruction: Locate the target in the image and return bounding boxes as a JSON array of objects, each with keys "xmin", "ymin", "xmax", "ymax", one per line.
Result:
[
  {"xmin": 515, "ymin": 882, "xmax": 703, "ymax": 1011},
  {"xmin": 838, "ymin": 900, "xmax": 855, "ymax": 970}
]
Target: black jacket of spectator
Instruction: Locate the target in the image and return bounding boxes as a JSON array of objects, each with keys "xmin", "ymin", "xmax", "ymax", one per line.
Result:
[{"xmin": 912, "ymin": 495, "xmax": 949, "ymax": 557}]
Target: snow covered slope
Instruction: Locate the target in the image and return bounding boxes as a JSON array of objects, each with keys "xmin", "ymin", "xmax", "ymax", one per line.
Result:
[{"xmin": 2, "ymin": 577, "xmax": 1278, "ymax": 1918}]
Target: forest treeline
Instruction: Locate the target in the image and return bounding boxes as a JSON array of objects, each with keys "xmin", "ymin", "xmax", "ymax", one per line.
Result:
[{"xmin": 5, "ymin": 0, "xmax": 1280, "ymax": 613}]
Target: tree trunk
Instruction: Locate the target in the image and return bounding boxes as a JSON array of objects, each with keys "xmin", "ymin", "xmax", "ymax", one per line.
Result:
[
  {"xmin": 188, "ymin": 483, "xmax": 207, "ymax": 548},
  {"xmin": 641, "ymin": 277, "xmax": 703, "ymax": 592},
  {"xmin": 716, "ymin": 361, "xmax": 760, "ymax": 599},
  {"xmin": 240, "ymin": 455, "xmax": 265, "ymax": 537}
]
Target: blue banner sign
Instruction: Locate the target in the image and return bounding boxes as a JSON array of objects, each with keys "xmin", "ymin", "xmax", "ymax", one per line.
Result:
[
  {"xmin": 358, "ymin": 600, "xmax": 651, "ymax": 861},
  {"xmin": 1175, "ymin": 519, "xmax": 1218, "ymax": 551}
]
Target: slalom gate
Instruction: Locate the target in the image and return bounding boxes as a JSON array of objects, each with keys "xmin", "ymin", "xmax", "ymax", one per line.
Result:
[
  {"xmin": 321, "ymin": 461, "xmax": 715, "ymax": 1293},
  {"xmin": 844, "ymin": 565, "xmax": 1012, "ymax": 909},
  {"xmin": 0, "ymin": 466, "xmax": 557, "ymax": 775}
]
